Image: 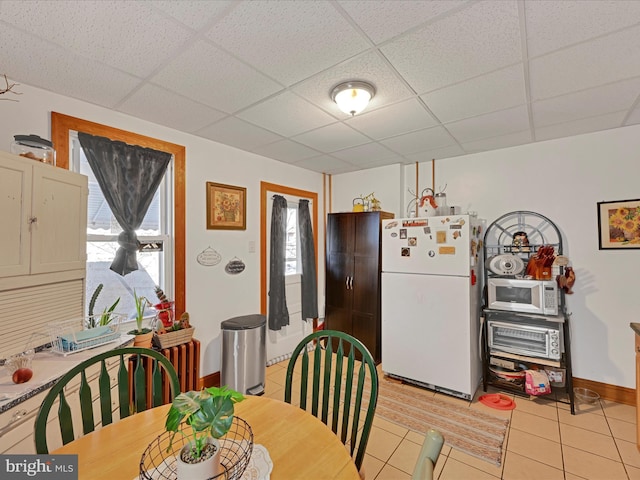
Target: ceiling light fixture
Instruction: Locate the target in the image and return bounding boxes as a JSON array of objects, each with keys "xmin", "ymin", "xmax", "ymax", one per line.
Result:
[{"xmin": 331, "ymin": 81, "xmax": 375, "ymax": 116}]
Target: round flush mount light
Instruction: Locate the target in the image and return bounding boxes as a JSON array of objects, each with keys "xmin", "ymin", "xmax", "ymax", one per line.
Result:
[{"xmin": 330, "ymin": 81, "xmax": 375, "ymax": 116}]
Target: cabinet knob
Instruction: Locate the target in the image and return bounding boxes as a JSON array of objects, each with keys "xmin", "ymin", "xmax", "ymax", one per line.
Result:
[{"xmin": 28, "ymin": 216, "xmax": 37, "ymax": 224}]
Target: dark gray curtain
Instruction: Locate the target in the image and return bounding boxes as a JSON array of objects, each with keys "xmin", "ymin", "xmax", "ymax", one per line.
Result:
[
  {"xmin": 77, "ymin": 132, "xmax": 171, "ymax": 276},
  {"xmin": 298, "ymin": 199, "xmax": 318, "ymax": 320},
  {"xmin": 268, "ymin": 195, "xmax": 289, "ymax": 330}
]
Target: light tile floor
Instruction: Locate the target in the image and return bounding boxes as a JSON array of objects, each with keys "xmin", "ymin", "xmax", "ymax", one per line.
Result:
[{"xmin": 265, "ymin": 361, "xmax": 640, "ymax": 479}]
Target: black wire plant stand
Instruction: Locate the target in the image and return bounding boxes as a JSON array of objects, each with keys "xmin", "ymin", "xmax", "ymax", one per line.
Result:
[{"xmin": 139, "ymin": 416, "xmax": 253, "ymax": 480}]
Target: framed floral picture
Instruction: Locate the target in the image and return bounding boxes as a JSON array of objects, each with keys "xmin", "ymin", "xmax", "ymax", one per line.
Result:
[
  {"xmin": 597, "ymin": 198, "xmax": 640, "ymax": 249},
  {"xmin": 206, "ymin": 182, "xmax": 246, "ymax": 230}
]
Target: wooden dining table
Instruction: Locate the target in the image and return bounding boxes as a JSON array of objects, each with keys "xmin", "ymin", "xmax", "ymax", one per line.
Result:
[{"xmin": 52, "ymin": 395, "xmax": 360, "ymax": 479}]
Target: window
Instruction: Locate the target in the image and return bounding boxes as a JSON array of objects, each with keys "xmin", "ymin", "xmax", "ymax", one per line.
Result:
[
  {"xmin": 285, "ymin": 206, "xmax": 299, "ymax": 275},
  {"xmin": 70, "ymin": 136, "xmax": 173, "ymax": 318},
  {"xmin": 52, "ymin": 112, "xmax": 186, "ymax": 320}
]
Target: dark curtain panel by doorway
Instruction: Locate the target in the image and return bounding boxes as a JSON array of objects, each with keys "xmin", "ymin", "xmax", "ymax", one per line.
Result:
[
  {"xmin": 268, "ymin": 195, "xmax": 289, "ymax": 330},
  {"xmin": 77, "ymin": 132, "xmax": 171, "ymax": 276},
  {"xmin": 298, "ymin": 199, "xmax": 318, "ymax": 320}
]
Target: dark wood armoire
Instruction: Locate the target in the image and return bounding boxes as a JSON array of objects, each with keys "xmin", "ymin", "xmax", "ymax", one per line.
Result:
[{"xmin": 324, "ymin": 211, "xmax": 393, "ymax": 362}]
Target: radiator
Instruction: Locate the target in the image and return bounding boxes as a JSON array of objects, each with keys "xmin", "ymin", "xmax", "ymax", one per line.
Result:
[{"xmin": 129, "ymin": 339, "xmax": 201, "ymax": 407}]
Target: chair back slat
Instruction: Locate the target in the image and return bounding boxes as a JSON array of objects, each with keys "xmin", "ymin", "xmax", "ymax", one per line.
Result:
[
  {"xmin": 151, "ymin": 359, "xmax": 163, "ymax": 407},
  {"xmin": 78, "ymin": 371, "xmax": 95, "ymax": 435},
  {"xmin": 57, "ymin": 392, "xmax": 74, "ymax": 445},
  {"xmin": 98, "ymin": 359, "xmax": 113, "ymax": 427},
  {"xmin": 34, "ymin": 347, "xmax": 181, "ymax": 454},
  {"xmin": 330, "ymin": 339, "xmax": 344, "ymax": 433},
  {"xmin": 117, "ymin": 355, "xmax": 130, "ymax": 419},
  {"xmin": 284, "ymin": 330, "xmax": 378, "ymax": 471},
  {"xmin": 320, "ymin": 337, "xmax": 333, "ymax": 423}
]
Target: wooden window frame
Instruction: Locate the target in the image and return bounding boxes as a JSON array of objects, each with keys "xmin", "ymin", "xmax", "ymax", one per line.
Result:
[{"xmin": 51, "ymin": 112, "xmax": 186, "ymax": 315}]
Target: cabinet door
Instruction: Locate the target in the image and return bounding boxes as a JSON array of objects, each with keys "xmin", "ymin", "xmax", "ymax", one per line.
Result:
[
  {"xmin": 325, "ymin": 252, "xmax": 353, "ymax": 333},
  {"xmin": 354, "ymin": 212, "xmax": 380, "ymax": 257},
  {"xmin": 327, "ymin": 213, "xmax": 355, "ymax": 254},
  {"xmin": 31, "ymin": 164, "xmax": 88, "ymax": 274},
  {"xmin": 0, "ymin": 154, "xmax": 31, "ymax": 277}
]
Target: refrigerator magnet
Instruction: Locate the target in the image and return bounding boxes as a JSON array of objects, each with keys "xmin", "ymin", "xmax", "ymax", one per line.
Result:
[
  {"xmin": 390, "ymin": 232, "xmax": 398, "ymax": 238},
  {"xmin": 401, "ymin": 247, "xmax": 410, "ymax": 257},
  {"xmin": 400, "ymin": 229, "xmax": 407, "ymax": 239},
  {"xmin": 408, "ymin": 237, "xmax": 417, "ymax": 246},
  {"xmin": 436, "ymin": 231, "xmax": 447, "ymax": 243},
  {"xmin": 423, "ymin": 226, "xmax": 431, "ymax": 234},
  {"xmin": 428, "ymin": 250, "xmax": 436, "ymax": 257},
  {"xmin": 439, "ymin": 246, "xmax": 456, "ymax": 255}
]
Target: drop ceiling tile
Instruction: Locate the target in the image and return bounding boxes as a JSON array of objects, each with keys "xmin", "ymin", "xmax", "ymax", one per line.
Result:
[
  {"xmin": 151, "ymin": 40, "xmax": 283, "ymax": 113},
  {"xmin": 118, "ymin": 84, "xmax": 226, "ymax": 133},
  {"xmin": 405, "ymin": 144, "xmax": 466, "ymax": 163},
  {"xmin": 251, "ymin": 139, "xmax": 320, "ymax": 164},
  {"xmin": 422, "ymin": 64, "xmax": 526, "ymax": 123},
  {"xmin": 0, "ymin": 24, "xmax": 140, "ymax": 108},
  {"xmin": 196, "ymin": 116, "xmax": 282, "ymax": 151},
  {"xmin": 204, "ymin": 1, "xmax": 370, "ymax": 86},
  {"xmin": 346, "ymin": 98, "xmax": 438, "ymax": 140},
  {"xmin": 150, "ymin": 0, "xmax": 234, "ymax": 30},
  {"xmin": 293, "ymin": 155, "xmax": 355, "ymax": 175},
  {"xmin": 237, "ymin": 91, "xmax": 336, "ymax": 137},
  {"xmin": 535, "ymin": 111, "xmax": 627, "ymax": 142},
  {"xmin": 1, "ymin": 0, "xmax": 191, "ymax": 78},
  {"xmin": 445, "ymin": 105, "xmax": 530, "ymax": 143},
  {"xmin": 461, "ymin": 130, "xmax": 532, "ymax": 154},
  {"xmin": 624, "ymin": 106, "xmax": 640, "ymax": 126},
  {"xmin": 380, "ymin": 0, "xmax": 521, "ymax": 94},
  {"xmin": 530, "ymin": 26, "xmax": 640, "ymax": 100},
  {"xmin": 337, "ymin": 0, "xmax": 467, "ymax": 44},
  {"xmin": 292, "ymin": 123, "xmax": 370, "ymax": 153},
  {"xmin": 532, "ymin": 78, "xmax": 640, "ymax": 128},
  {"xmin": 525, "ymin": 0, "xmax": 640, "ymax": 58},
  {"xmin": 381, "ymin": 126, "xmax": 456, "ymax": 155},
  {"xmin": 331, "ymin": 142, "xmax": 399, "ymax": 163},
  {"xmin": 291, "ymin": 50, "xmax": 415, "ymax": 116}
]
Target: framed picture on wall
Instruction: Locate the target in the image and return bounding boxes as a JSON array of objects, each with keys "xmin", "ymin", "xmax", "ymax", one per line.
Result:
[
  {"xmin": 597, "ymin": 198, "xmax": 640, "ymax": 249},
  {"xmin": 206, "ymin": 182, "xmax": 246, "ymax": 230}
]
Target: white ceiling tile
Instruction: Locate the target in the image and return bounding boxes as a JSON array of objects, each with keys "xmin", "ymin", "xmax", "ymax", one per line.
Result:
[
  {"xmin": 405, "ymin": 144, "xmax": 466, "ymax": 163},
  {"xmin": 1, "ymin": 0, "xmax": 191, "ymax": 78},
  {"xmin": 291, "ymin": 50, "xmax": 415, "ymax": 116},
  {"xmin": 422, "ymin": 64, "xmax": 527, "ymax": 123},
  {"xmin": 150, "ymin": 1, "xmax": 234, "ymax": 31},
  {"xmin": 624, "ymin": 106, "xmax": 640, "ymax": 127},
  {"xmin": 196, "ymin": 117, "xmax": 282, "ymax": 151},
  {"xmin": 535, "ymin": 111, "xmax": 626, "ymax": 142},
  {"xmin": 525, "ymin": 0, "xmax": 640, "ymax": 57},
  {"xmin": 381, "ymin": 126, "xmax": 456, "ymax": 155},
  {"xmin": 293, "ymin": 155, "xmax": 355, "ymax": 175},
  {"xmin": 117, "ymin": 84, "xmax": 226, "ymax": 133},
  {"xmin": 461, "ymin": 130, "xmax": 532, "ymax": 154},
  {"xmin": 530, "ymin": 26, "xmax": 640, "ymax": 100},
  {"xmin": 237, "ymin": 92, "xmax": 336, "ymax": 137},
  {"xmin": 251, "ymin": 140, "xmax": 320, "ymax": 163},
  {"xmin": 346, "ymin": 98, "xmax": 438, "ymax": 140},
  {"xmin": 0, "ymin": 24, "xmax": 140, "ymax": 108},
  {"xmin": 445, "ymin": 105, "xmax": 530, "ymax": 143},
  {"xmin": 532, "ymin": 78, "xmax": 640, "ymax": 128},
  {"xmin": 332, "ymin": 142, "xmax": 399, "ymax": 163},
  {"xmin": 338, "ymin": 0, "xmax": 467, "ymax": 44},
  {"xmin": 151, "ymin": 40, "xmax": 283, "ymax": 113},
  {"xmin": 204, "ymin": 1, "xmax": 370, "ymax": 86},
  {"xmin": 292, "ymin": 123, "xmax": 370, "ymax": 153},
  {"xmin": 380, "ymin": 0, "xmax": 522, "ymax": 93}
]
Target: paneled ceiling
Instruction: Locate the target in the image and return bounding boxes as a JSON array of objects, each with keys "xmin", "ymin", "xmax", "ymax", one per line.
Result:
[{"xmin": 2, "ymin": 0, "xmax": 640, "ymax": 174}]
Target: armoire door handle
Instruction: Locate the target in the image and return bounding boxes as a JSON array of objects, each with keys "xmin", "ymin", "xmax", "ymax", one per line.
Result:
[
  {"xmin": 349, "ymin": 276, "xmax": 354, "ymax": 289},
  {"xmin": 345, "ymin": 276, "xmax": 350, "ymax": 290}
]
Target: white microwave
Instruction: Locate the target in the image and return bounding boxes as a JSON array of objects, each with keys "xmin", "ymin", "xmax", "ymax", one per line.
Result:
[{"xmin": 487, "ymin": 277, "xmax": 558, "ymax": 316}]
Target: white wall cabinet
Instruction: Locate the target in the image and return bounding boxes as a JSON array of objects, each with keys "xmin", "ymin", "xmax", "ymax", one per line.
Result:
[{"xmin": 0, "ymin": 150, "xmax": 87, "ymax": 280}]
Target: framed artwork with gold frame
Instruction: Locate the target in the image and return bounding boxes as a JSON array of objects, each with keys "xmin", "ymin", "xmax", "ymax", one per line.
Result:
[
  {"xmin": 597, "ymin": 198, "xmax": 640, "ymax": 249},
  {"xmin": 206, "ymin": 182, "xmax": 246, "ymax": 230}
]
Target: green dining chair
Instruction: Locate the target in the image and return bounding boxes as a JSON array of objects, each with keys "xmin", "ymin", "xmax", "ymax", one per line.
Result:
[
  {"xmin": 411, "ymin": 429, "xmax": 445, "ymax": 480},
  {"xmin": 34, "ymin": 347, "xmax": 180, "ymax": 454},
  {"xmin": 284, "ymin": 330, "xmax": 379, "ymax": 471}
]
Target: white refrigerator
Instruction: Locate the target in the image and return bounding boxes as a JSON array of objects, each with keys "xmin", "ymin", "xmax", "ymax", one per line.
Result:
[{"xmin": 381, "ymin": 215, "xmax": 483, "ymax": 400}]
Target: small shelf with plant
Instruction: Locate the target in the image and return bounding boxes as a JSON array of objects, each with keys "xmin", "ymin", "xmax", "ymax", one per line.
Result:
[{"xmin": 152, "ymin": 286, "xmax": 195, "ymax": 349}]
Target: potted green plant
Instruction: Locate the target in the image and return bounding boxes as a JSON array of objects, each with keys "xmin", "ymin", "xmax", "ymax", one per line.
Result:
[
  {"xmin": 165, "ymin": 386, "xmax": 244, "ymax": 479},
  {"xmin": 128, "ymin": 289, "xmax": 153, "ymax": 348},
  {"xmin": 86, "ymin": 283, "xmax": 121, "ymax": 328}
]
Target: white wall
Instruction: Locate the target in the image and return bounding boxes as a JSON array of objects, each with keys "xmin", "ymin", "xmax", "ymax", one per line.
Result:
[
  {"xmin": 334, "ymin": 125, "xmax": 640, "ymax": 389},
  {"xmin": 0, "ymin": 83, "xmax": 325, "ymax": 376},
  {"xmin": 331, "ymin": 164, "xmax": 403, "ymax": 214}
]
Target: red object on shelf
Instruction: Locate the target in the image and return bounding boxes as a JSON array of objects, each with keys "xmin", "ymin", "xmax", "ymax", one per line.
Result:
[
  {"xmin": 478, "ymin": 393, "xmax": 516, "ymax": 410},
  {"xmin": 154, "ymin": 301, "xmax": 175, "ymax": 328}
]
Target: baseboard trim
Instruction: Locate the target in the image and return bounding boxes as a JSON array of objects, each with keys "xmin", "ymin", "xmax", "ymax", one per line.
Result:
[
  {"xmin": 573, "ymin": 377, "xmax": 635, "ymax": 406},
  {"xmin": 200, "ymin": 371, "xmax": 221, "ymax": 389}
]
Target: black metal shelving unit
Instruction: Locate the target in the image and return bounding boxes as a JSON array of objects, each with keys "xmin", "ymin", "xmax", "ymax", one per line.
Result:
[{"xmin": 481, "ymin": 211, "xmax": 575, "ymax": 414}]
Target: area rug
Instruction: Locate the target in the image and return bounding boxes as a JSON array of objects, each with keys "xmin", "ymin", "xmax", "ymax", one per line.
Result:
[{"xmin": 370, "ymin": 377, "xmax": 509, "ymax": 466}]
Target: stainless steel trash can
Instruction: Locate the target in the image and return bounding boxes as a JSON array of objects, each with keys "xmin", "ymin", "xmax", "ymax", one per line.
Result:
[{"xmin": 221, "ymin": 314, "xmax": 266, "ymax": 395}]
